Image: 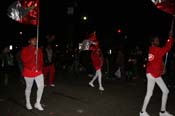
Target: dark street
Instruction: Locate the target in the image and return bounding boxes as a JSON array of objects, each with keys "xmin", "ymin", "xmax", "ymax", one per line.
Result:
[{"xmin": 0, "ymin": 69, "xmax": 175, "ymax": 116}]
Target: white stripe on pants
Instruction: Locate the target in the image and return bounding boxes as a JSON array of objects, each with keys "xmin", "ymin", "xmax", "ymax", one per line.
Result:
[{"xmin": 141, "ymin": 73, "xmax": 169, "ymax": 112}]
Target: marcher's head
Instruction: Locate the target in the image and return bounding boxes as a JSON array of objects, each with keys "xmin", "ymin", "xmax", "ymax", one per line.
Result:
[
  {"xmin": 150, "ymin": 36, "xmax": 160, "ymax": 46},
  {"xmin": 28, "ymin": 37, "xmax": 37, "ymax": 46}
]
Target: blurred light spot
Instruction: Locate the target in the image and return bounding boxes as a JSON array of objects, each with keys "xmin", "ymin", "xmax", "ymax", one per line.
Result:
[{"xmin": 77, "ymin": 109, "xmax": 83, "ymax": 113}]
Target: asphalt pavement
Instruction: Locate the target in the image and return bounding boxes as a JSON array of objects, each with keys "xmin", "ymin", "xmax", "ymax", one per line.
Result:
[{"xmin": 0, "ymin": 70, "xmax": 175, "ymax": 116}]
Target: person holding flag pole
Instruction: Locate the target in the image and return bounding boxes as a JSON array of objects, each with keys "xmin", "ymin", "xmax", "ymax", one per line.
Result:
[
  {"xmin": 87, "ymin": 31, "xmax": 105, "ymax": 91},
  {"xmin": 7, "ymin": 0, "xmax": 44, "ymax": 111},
  {"xmin": 79, "ymin": 31, "xmax": 97, "ymax": 77},
  {"xmin": 140, "ymin": 1, "xmax": 175, "ymax": 116},
  {"xmin": 139, "ymin": 25, "xmax": 174, "ymax": 116},
  {"xmin": 21, "ymin": 35, "xmax": 44, "ymax": 111}
]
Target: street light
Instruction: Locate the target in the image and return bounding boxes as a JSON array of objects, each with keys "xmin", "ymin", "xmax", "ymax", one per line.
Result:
[{"xmin": 82, "ymin": 15, "xmax": 87, "ymax": 21}]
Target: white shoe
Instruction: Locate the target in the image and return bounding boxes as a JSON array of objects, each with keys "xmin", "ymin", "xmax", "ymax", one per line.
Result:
[
  {"xmin": 89, "ymin": 82, "xmax": 95, "ymax": 87},
  {"xmin": 34, "ymin": 103, "xmax": 44, "ymax": 111},
  {"xmin": 140, "ymin": 111, "xmax": 150, "ymax": 116},
  {"xmin": 159, "ymin": 111, "xmax": 174, "ymax": 116},
  {"xmin": 99, "ymin": 87, "xmax": 104, "ymax": 91},
  {"xmin": 88, "ymin": 74, "xmax": 93, "ymax": 77},
  {"xmin": 26, "ymin": 103, "xmax": 33, "ymax": 110}
]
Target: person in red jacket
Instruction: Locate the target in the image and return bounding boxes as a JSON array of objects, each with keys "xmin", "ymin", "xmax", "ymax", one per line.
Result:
[
  {"xmin": 21, "ymin": 36, "xmax": 44, "ymax": 111},
  {"xmin": 139, "ymin": 34, "xmax": 174, "ymax": 116},
  {"xmin": 89, "ymin": 45, "xmax": 104, "ymax": 91}
]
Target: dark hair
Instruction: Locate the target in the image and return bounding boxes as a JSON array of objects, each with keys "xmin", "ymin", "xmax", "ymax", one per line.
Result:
[
  {"xmin": 28, "ymin": 34, "xmax": 37, "ymax": 40},
  {"xmin": 149, "ymin": 35, "xmax": 159, "ymax": 43}
]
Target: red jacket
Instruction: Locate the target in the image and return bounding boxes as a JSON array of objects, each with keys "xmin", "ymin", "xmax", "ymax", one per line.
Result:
[
  {"xmin": 91, "ymin": 50, "xmax": 103, "ymax": 70},
  {"xmin": 146, "ymin": 37, "xmax": 174, "ymax": 78},
  {"xmin": 21, "ymin": 45, "xmax": 43, "ymax": 77}
]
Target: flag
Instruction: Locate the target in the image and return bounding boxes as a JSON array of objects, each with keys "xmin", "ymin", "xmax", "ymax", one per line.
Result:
[
  {"xmin": 7, "ymin": 0, "xmax": 39, "ymax": 25},
  {"xmin": 88, "ymin": 31, "xmax": 100, "ymax": 49},
  {"xmin": 151, "ymin": 0, "xmax": 175, "ymax": 15},
  {"xmin": 20, "ymin": 0, "xmax": 39, "ymax": 25},
  {"xmin": 7, "ymin": 1, "xmax": 23, "ymax": 21},
  {"xmin": 80, "ymin": 31, "xmax": 99, "ymax": 51}
]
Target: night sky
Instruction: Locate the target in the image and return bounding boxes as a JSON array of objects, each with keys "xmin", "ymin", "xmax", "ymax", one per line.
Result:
[{"xmin": 0, "ymin": 0, "xmax": 174, "ymax": 50}]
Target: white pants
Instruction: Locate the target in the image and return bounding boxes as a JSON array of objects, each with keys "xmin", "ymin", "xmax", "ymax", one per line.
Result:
[
  {"xmin": 141, "ymin": 73, "xmax": 169, "ymax": 112},
  {"xmin": 24, "ymin": 74, "xmax": 44, "ymax": 105},
  {"xmin": 90, "ymin": 69, "xmax": 103, "ymax": 88}
]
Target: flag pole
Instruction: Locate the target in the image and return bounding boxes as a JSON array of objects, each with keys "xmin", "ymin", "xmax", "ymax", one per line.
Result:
[
  {"xmin": 36, "ymin": 0, "xmax": 39, "ymax": 71},
  {"xmin": 163, "ymin": 15, "xmax": 175, "ymax": 73},
  {"xmin": 36, "ymin": 22, "xmax": 39, "ymax": 71}
]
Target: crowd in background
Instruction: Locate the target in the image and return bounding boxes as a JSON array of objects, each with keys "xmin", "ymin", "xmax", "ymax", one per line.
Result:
[{"xmin": 0, "ymin": 33, "xmax": 175, "ymax": 90}]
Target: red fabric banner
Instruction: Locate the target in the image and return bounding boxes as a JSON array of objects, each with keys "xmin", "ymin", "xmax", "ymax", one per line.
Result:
[
  {"xmin": 19, "ymin": 0, "xmax": 39, "ymax": 25},
  {"xmin": 152, "ymin": 0, "xmax": 175, "ymax": 15},
  {"xmin": 88, "ymin": 31, "xmax": 100, "ymax": 50}
]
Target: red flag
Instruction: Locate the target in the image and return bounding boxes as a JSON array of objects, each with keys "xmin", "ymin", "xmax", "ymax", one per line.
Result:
[
  {"xmin": 7, "ymin": 0, "xmax": 39, "ymax": 25},
  {"xmin": 19, "ymin": 0, "xmax": 39, "ymax": 25},
  {"xmin": 88, "ymin": 31, "xmax": 100, "ymax": 49},
  {"xmin": 151, "ymin": 0, "xmax": 175, "ymax": 15}
]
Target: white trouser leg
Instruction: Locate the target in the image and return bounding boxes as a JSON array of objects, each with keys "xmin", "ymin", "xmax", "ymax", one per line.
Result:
[
  {"xmin": 141, "ymin": 73, "xmax": 169, "ymax": 112},
  {"xmin": 97, "ymin": 69, "xmax": 103, "ymax": 88},
  {"xmin": 141, "ymin": 73, "xmax": 156, "ymax": 112},
  {"xmin": 90, "ymin": 71, "xmax": 98, "ymax": 84},
  {"xmin": 24, "ymin": 77, "xmax": 34, "ymax": 105},
  {"xmin": 156, "ymin": 77, "xmax": 169, "ymax": 111},
  {"xmin": 34, "ymin": 74, "xmax": 44, "ymax": 104}
]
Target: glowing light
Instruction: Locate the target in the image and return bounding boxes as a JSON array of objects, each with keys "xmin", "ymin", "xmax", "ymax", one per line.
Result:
[
  {"xmin": 117, "ymin": 29, "xmax": 122, "ymax": 33},
  {"xmin": 82, "ymin": 16, "xmax": 87, "ymax": 21},
  {"xmin": 109, "ymin": 49, "xmax": 112, "ymax": 54},
  {"xmin": 9, "ymin": 45, "xmax": 13, "ymax": 50},
  {"xmin": 19, "ymin": 31, "xmax": 22, "ymax": 35}
]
